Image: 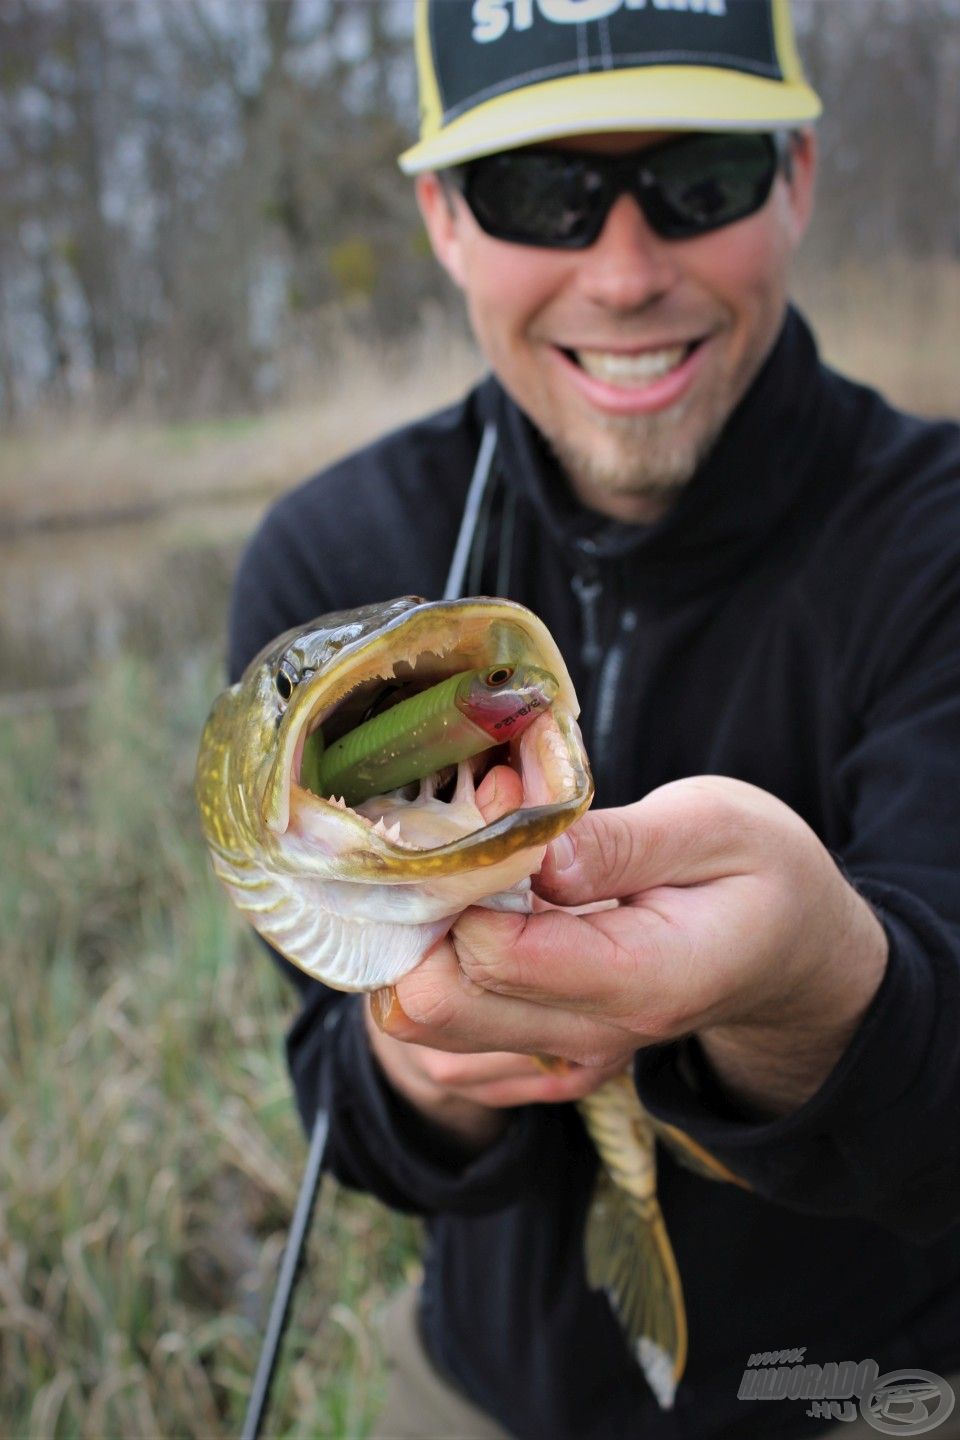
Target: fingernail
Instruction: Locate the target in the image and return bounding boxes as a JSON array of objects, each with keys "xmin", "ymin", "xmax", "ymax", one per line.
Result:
[
  {"xmin": 532, "ymin": 1053, "xmax": 574, "ymax": 1076},
  {"xmin": 371, "ymin": 986, "xmax": 400, "ymax": 1029},
  {"xmin": 550, "ymin": 834, "xmax": 576, "ymax": 871}
]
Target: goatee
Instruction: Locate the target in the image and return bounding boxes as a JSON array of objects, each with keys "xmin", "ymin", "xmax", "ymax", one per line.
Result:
[{"xmin": 548, "ymin": 399, "xmax": 727, "ymax": 524}]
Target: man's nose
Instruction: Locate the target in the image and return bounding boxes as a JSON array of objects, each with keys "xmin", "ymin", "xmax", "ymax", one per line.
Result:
[{"xmin": 574, "ymin": 193, "xmax": 679, "ymax": 310}]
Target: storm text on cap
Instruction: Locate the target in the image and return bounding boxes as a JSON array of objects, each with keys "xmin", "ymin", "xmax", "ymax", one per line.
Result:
[{"xmin": 472, "ymin": 0, "xmax": 728, "ymax": 46}]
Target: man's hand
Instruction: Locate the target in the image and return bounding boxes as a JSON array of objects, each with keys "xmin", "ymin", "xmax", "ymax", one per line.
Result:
[
  {"xmin": 363, "ymin": 997, "xmax": 632, "ymax": 1150},
  {"xmin": 363, "ymin": 759, "xmax": 633, "ymax": 1149},
  {"xmin": 372, "ymin": 776, "xmax": 889, "ymax": 1119}
]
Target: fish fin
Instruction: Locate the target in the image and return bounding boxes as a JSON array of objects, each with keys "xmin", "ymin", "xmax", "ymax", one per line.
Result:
[
  {"xmin": 584, "ymin": 1167, "xmax": 687, "ymax": 1409},
  {"xmin": 650, "ymin": 1118, "xmax": 751, "ymax": 1190}
]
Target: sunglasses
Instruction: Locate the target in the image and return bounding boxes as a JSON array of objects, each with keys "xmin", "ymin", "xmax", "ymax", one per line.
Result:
[{"xmin": 448, "ymin": 132, "xmax": 787, "ymax": 249}]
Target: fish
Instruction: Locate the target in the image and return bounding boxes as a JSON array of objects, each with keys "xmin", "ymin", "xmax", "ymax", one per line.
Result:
[
  {"xmin": 195, "ymin": 596, "xmax": 591, "ymax": 990},
  {"xmin": 195, "ymin": 594, "xmax": 744, "ymax": 1407}
]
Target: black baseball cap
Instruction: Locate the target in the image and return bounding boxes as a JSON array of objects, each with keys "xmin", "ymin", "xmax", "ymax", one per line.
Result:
[{"xmin": 400, "ymin": 0, "xmax": 820, "ymax": 174}]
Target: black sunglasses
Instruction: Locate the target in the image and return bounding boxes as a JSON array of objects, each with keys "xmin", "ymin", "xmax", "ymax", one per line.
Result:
[{"xmin": 448, "ymin": 132, "xmax": 787, "ymax": 249}]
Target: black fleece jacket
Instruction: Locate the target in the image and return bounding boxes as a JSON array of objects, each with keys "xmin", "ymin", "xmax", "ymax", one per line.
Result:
[{"xmin": 228, "ymin": 311, "xmax": 960, "ymax": 1440}]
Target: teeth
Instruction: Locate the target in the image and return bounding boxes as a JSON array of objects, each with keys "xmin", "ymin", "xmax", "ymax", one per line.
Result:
[{"xmin": 575, "ymin": 345, "xmax": 687, "ymax": 386}]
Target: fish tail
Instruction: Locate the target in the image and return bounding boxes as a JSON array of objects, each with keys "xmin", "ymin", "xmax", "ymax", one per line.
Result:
[{"xmin": 584, "ymin": 1166, "xmax": 687, "ymax": 1410}]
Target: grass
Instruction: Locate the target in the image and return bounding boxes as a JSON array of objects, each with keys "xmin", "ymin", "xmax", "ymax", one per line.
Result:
[{"xmin": 0, "ymin": 654, "xmax": 421, "ymax": 1438}]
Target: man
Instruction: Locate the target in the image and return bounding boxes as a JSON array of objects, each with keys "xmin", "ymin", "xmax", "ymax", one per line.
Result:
[{"xmin": 228, "ymin": 2, "xmax": 960, "ymax": 1436}]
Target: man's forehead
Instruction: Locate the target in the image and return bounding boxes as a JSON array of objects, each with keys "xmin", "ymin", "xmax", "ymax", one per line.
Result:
[{"xmin": 537, "ymin": 130, "xmax": 683, "ymax": 155}]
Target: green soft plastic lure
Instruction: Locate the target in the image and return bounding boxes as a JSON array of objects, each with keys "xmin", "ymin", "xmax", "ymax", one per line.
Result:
[{"xmin": 300, "ymin": 664, "xmax": 559, "ymax": 806}]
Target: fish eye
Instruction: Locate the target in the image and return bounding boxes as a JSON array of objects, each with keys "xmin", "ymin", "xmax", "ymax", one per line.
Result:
[
  {"xmin": 485, "ymin": 667, "xmax": 513, "ymax": 687},
  {"xmin": 276, "ymin": 657, "xmax": 301, "ymax": 705}
]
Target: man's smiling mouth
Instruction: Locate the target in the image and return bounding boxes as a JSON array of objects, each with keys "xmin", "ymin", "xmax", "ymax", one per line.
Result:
[{"xmin": 565, "ymin": 343, "xmax": 700, "ymax": 389}]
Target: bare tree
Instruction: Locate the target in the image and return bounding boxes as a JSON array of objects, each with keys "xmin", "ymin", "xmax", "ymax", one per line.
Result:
[{"xmin": 0, "ymin": 0, "xmax": 956, "ymax": 423}]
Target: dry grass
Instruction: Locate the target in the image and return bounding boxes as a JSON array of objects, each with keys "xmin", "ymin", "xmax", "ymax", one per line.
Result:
[
  {"xmin": 794, "ymin": 255, "xmax": 960, "ymax": 419},
  {"xmin": 2, "ymin": 262, "xmax": 956, "ymax": 534},
  {"xmin": 0, "ymin": 321, "xmax": 483, "ymax": 530},
  {"xmin": 0, "ymin": 657, "xmax": 421, "ymax": 1437}
]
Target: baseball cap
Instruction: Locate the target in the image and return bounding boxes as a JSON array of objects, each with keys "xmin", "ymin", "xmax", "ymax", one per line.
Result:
[{"xmin": 399, "ymin": 0, "xmax": 821, "ymax": 174}]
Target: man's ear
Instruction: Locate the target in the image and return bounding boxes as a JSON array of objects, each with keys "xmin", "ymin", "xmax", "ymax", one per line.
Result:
[
  {"xmin": 784, "ymin": 127, "xmax": 817, "ymax": 246},
  {"xmin": 416, "ymin": 172, "xmax": 467, "ymax": 290}
]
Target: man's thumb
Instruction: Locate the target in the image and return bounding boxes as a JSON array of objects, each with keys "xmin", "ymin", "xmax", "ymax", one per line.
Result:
[
  {"xmin": 535, "ymin": 806, "xmax": 654, "ymax": 906},
  {"xmin": 535, "ymin": 778, "xmax": 746, "ymax": 907}
]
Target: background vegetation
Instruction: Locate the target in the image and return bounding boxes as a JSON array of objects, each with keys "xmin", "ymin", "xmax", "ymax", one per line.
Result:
[
  {"xmin": 1, "ymin": 1, "xmax": 958, "ymax": 1436},
  {"xmin": 1, "ymin": 0, "xmax": 958, "ymax": 424},
  {"xmin": 1, "ymin": 657, "xmax": 422, "ymax": 1437}
]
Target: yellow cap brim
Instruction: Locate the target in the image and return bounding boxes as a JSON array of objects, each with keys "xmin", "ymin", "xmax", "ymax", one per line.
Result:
[{"xmin": 399, "ymin": 66, "xmax": 821, "ymax": 174}]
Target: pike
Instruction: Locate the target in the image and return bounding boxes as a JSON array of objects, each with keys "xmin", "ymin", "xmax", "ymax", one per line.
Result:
[
  {"xmin": 196, "ymin": 597, "xmax": 589, "ymax": 990},
  {"xmin": 196, "ymin": 594, "xmax": 743, "ymax": 1414}
]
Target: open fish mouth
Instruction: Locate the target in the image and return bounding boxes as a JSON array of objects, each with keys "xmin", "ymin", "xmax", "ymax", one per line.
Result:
[
  {"xmin": 196, "ymin": 595, "xmax": 594, "ymax": 986},
  {"xmin": 265, "ymin": 597, "xmax": 593, "ymax": 878}
]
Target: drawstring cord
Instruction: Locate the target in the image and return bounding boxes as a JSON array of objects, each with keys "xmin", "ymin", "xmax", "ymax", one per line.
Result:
[{"xmin": 444, "ymin": 421, "xmax": 498, "ymax": 601}]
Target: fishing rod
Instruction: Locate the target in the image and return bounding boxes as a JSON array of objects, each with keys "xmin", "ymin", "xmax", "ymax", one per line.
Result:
[
  {"xmin": 238, "ymin": 426, "xmax": 498, "ymax": 1437},
  {"xmin": 240, "ymin": 1107, "xmax": 330, "ymax": 1440}
]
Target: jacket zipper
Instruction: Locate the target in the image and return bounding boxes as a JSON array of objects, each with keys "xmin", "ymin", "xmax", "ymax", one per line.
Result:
[
  {"xmin": 571, "ymin": 559, "xmax": 603, "ymax": 669},
  {"xmin": 592, "ymin": 606, "xmax": 637, "ymax": 786},
  {"xmin": 572, "ymin": 543, "xmax": 637, "ymax": 794}
]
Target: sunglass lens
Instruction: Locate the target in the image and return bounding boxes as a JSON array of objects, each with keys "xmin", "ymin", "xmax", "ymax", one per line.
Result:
[
  {"xmin": 640, "ymin": 134, "xmax": 777, "ymax": 239},
  {"xmin": 465, "ymin": 153, "xmax": 604, "ymax": 247},
  {"xmin": 460, "ymin": 134, "xmax": 779, "ymax": 248}
]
